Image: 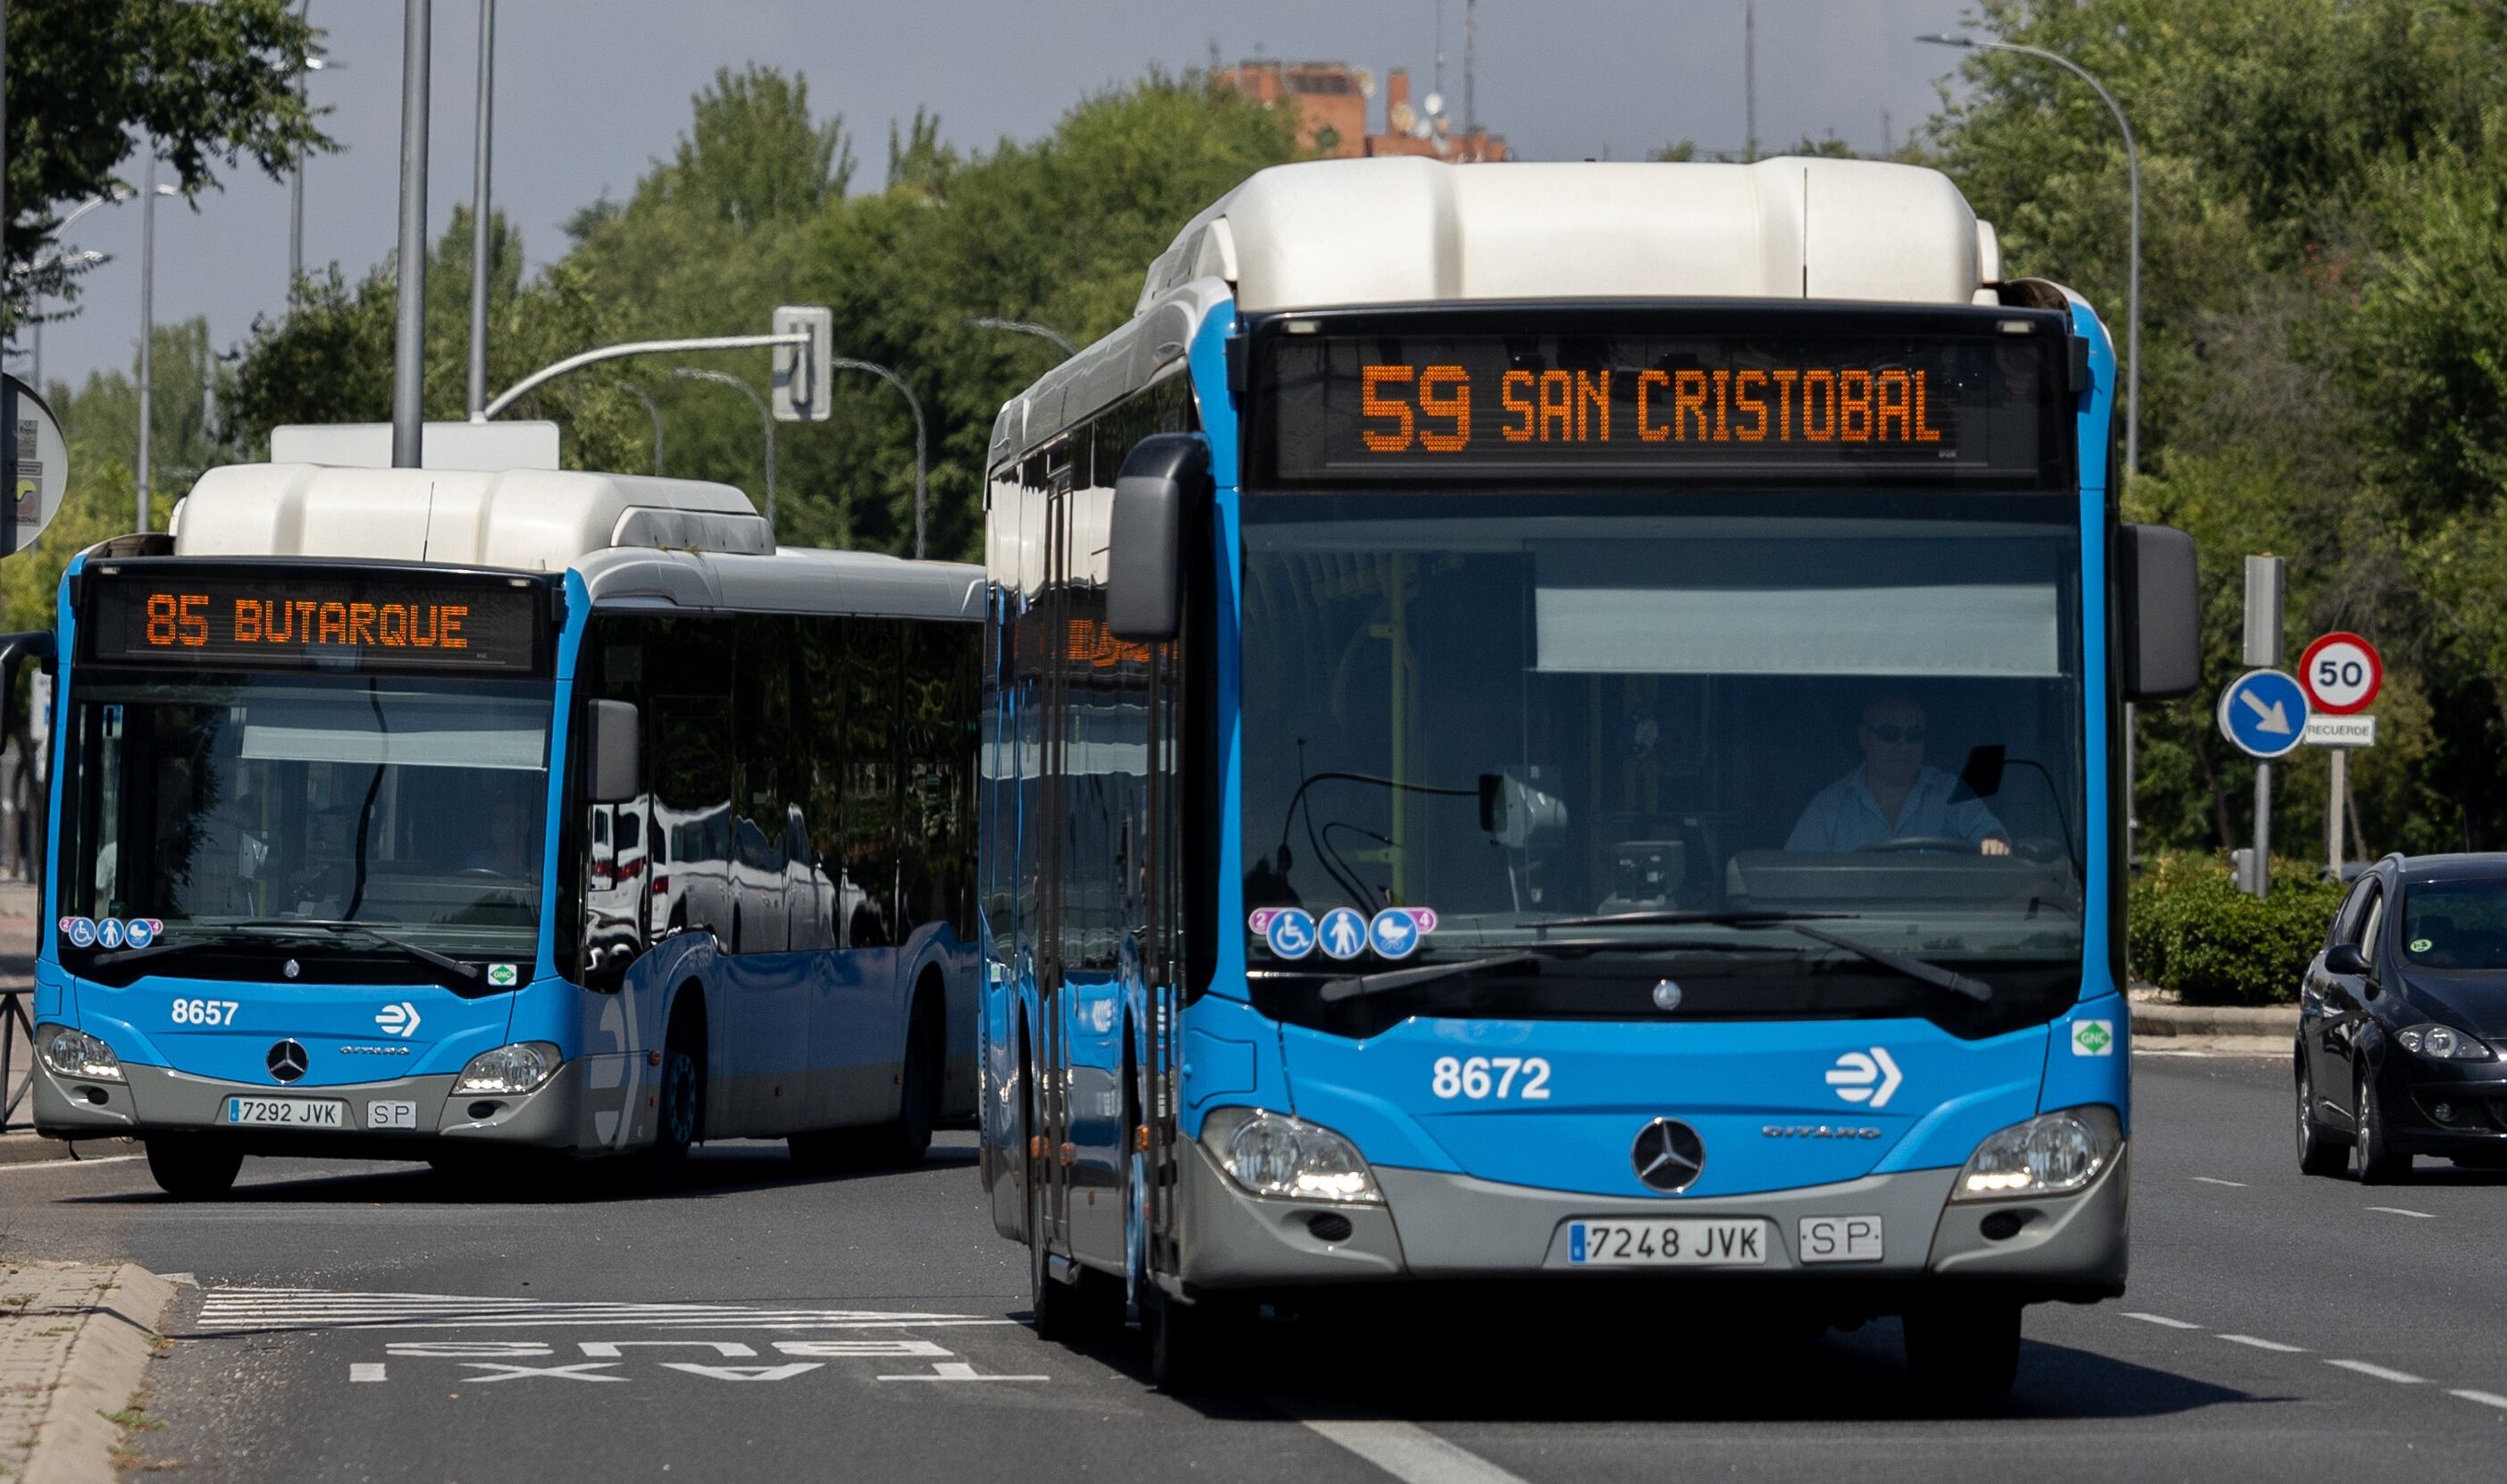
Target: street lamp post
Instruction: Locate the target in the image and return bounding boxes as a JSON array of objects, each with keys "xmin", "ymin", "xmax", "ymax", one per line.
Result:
[
  {"xmin": 612, "ymin": 380, "xmax": 663, "ymax": 474},
  {"xmin": 466, "ymin": 0, "xmax": 496, "ymax": 420},
  {"xmin": 672, "ymin": 367, "xmax": 774, "ymax": 537},
  {"xmin": 833, "ymin": 357, "xmax": 928, "ymax": 559},
  {"xmin": 967, "ymin": 315, "xmax": 1077, "ymax": 357},
  {"xmin": 21, "ymin": 247, "xmax": 105, "ymax": 388},
  {"xmin": 135, "ymin": 165, "xmax": 184, "ymax": 532},
  {"xmin": 1917, "ymin": 31, "xmax": 2139, "ymax": 479}
]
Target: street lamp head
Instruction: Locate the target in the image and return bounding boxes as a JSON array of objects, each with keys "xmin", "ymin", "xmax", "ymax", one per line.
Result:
[{"xmin": 1915, "ymin": 32, "xmax": 1975, "ymax": 47}]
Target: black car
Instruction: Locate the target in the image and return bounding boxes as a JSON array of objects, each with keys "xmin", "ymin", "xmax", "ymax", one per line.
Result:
[{"xmin": 2296, "ymin": 852, "xmax": 2507, "ymax": 1182}]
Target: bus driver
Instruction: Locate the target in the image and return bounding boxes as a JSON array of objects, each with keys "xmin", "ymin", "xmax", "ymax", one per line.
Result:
[{"xmin": 1786, "ymin": 692, "xmax": 2010, "ymax": 856}]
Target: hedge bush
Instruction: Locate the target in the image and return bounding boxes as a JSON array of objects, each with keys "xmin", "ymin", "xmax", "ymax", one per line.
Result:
[{"xmin": 2127, "ymin": 852, "xmax": 2346, "ymax": 1006}]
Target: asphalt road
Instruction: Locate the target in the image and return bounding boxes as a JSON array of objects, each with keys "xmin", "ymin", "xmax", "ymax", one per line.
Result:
[{"xmin": 5, "ymin": 1053, "xmax": 2505, "ymax": 1483}]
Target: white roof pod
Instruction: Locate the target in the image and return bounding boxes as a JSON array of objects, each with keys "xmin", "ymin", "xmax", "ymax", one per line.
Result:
[
  {"xmin": 1138, "ymin": 155, "xmax": 2003, "ymax": 314},
  {"xmin": 172, "ymin": 464, "xmax": 774, "ymax": 572}
]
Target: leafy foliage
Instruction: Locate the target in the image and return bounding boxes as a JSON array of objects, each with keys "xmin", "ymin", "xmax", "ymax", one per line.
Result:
[
  {"xmin": 2128, "ymin": 852, "xmax": 2344, "ymax": 1005},
  {"xmin": 4, "ymin": 0, "xmax": 331, "ymax": 323}
]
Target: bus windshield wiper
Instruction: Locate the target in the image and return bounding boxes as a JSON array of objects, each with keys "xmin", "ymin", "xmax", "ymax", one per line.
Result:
[
  {"xmin": 1319, "ymin": 952, "xmax": 1541, "ymax": 1003},
  {"xmin": 224, "ymin": 919, "xmax": 486, "ymax": 986},
  {"xmin": 1528, "ymin": 909, "xmax": 1990, "ymax": 1003}
]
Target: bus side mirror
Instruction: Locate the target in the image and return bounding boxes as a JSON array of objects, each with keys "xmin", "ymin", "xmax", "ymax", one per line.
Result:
[
  {"xmin": 2118, "ymin": 524, "xmax": 2200, "ymax": 701},
  {"xmin": 587, "ymin": 700, "xmax": 641, "ymax": 804},
  {"xmin": 1107, "ymin": 433, "xmax": 1207, "ymax": 643},
  {"xmin": 0, "ymin": 631, "xmax": 58, "ymax": 742}
]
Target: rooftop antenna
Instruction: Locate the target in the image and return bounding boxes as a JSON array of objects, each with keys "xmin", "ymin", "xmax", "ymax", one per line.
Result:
[
  {"xmin": 1882, "ymin": 108, "xmax": 1894, "ymax": 156},
  {"xmin": 1464, "ymin": 0, "xmax": 1477, "ymax": 133},
  {"xmin": 1744, "ymin": 0, "xmax": 1758, "ymax": 163}
]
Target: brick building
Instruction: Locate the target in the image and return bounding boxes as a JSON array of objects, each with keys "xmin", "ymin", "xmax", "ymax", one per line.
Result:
[{"xmin": 1216, "ymin": 60, "xmax": 1510, "ymax": 163}]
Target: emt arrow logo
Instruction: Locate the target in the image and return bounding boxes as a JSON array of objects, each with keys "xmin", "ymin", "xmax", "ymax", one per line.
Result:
[
  {"xmin": 1826, "ymin": 1047, "xmax": 1902, "ymax": 1109},
  {"xmin": 375, "ymin": 1002, "xmax": 423, "ymax": 1038}
]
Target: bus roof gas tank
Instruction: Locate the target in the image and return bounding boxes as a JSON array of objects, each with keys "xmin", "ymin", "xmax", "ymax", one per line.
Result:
[
  {"xmin": 171, "ymin": 464, "xmax": 774, "ymax": 573},
  {"xmin": 1141, "ymin": 155, "xmax": 2003, "ymax": 314}
]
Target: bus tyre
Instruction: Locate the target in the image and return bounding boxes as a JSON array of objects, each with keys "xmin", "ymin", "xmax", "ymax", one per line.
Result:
[
  {"xmin": 1144, "ymin": 1287, "xmax": 1245, "ymax": 1395},
  {"xmin": 2295, "ymin": 1057, "xmax": 2347, "ymax": 1177},
  {"xmin": 145, "ymin": 1136, "xmax": 242, "ymax": 1201},
  {"xmin": 2355, "ymin": 1068, "xmax": 2409, "ymax": 1185},
  {"xmin": 868, "ymin": 994, "xmax": 943, "ymax": 1169},
  {"xmin": 1902, "ymin": 1301, "xmax": 2022, "ymax": 1402},
  {"xmin": 652, "ymin": 1010, "xmax": 706, "ymax": 1178}
]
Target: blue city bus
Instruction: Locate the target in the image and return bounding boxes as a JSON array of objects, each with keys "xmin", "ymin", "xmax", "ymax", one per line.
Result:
[
  {"xmin": 13, "ymin": 462, "xmax": 982, "ymax": 1197},
  {"xmin": 978, "ymin": 156, "xmax": 2200, "ymax": 1394}
]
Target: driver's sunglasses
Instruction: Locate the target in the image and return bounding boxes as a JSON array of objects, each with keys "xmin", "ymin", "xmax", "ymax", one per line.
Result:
[{"xmin": 1863, "ymin": 724, "xmax": 1926, "ymax": 744}]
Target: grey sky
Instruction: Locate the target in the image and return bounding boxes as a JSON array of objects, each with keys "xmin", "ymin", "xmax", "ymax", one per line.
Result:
[{"xmin": 26, "ymin": 0, "xmax": 1975, "ymax": 395}]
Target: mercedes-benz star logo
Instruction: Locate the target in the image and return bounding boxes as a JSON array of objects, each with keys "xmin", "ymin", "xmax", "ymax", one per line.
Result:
[
  {"xmin": 1631, "ymin": 1117, "xmax": 1706, "ymax": 1194},
  {"xmin": 265, "ymin": 1039, "xmax": 308, "ymax": 1084}
]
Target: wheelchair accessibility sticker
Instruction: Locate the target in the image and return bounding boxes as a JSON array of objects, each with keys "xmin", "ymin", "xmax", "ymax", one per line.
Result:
[
  {"xmin": 59, "ymin": 917, "xmax": 162, "ymax": 951},
  {"xmin": 1250, "ymin": 906, "xmax": 1441, "ymax": 962},
  {"xmin": 1248, "ymin": 907, "xmax": 1317, "ymax": 960}
]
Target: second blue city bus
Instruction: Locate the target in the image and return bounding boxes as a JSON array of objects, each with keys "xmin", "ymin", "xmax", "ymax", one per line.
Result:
[{"xmin": 979, "ymin": 156, "xmax": 2201, "ymax": 1395}]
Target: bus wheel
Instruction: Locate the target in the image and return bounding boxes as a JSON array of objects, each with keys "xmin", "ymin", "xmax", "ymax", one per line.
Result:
[
  {"xmin": 1144, "ymin": 1287, "xmax": 1245, "ymax": 1394},
  {"xmin": 145, "ymin": 1136, "xmax": 242, "ymax": 1201},
  {"xmin": 1901, "ymin": 1301, "xmax": 2022, "ymax": 1402},
  {"xmin": 868, "ymin": 994, "xmax": 943, "ymax": 1169},
  {"xmin": 652, "ymin": 1010, "xmax": 706, "ymax": 1177}
]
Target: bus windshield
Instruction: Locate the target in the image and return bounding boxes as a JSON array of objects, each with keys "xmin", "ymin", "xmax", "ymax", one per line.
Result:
[
  {"xmin": 62, "ymin": 672, "xmax": 553, "ymax": 963},
  {"xmin": 1238, "ymin": 490, "xmax": 2086, "ymax": 1031}
]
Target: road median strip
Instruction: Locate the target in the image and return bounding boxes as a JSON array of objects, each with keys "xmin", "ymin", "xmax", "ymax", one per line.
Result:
[{"xmin": 1, "ymin": 1262, "xmax": 178, "ymax": 1484}]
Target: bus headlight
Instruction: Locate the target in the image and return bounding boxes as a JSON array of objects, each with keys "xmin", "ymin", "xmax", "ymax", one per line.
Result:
[
  {"xmin": 452, "ymin": 1042, "xmax": 563, "ymax": 1095},
  {"xmin": 1951, "ymin": 1105, "xmax": 2121, "ymax": 1201},
  {"xmin": 36, "ymin": 1024, "xmax": 124, "ymax": 1083},
  {"xmin": 1200, "ymin": 1107, "xmax": 1382, "ymax": 1204}
]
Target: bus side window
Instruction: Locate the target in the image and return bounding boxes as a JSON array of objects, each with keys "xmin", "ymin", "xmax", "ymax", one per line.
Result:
[
  {"xmin": 799, "ymin": 612, "xmax": 845, "ymax": 952},
  {"xmin": 733, "ymin": 615, "xmax": 793, "ymax": 954},
  {"xmin": 843, "ymin": 616, "xmax": 905, "ymax": 949}
]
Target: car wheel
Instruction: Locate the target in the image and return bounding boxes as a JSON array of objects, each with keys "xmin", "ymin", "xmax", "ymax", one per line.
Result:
[
  {"xmin": 145, "ymin": 1135, "xmax": 242, "ymax": 1201},
  {"xmin": 2296, "ymin": 1055, "xmax": 2348, "ymax": 1177},
  {"xmin": 2355, "ymin": 1066, "xmax": 2410, "ymax": 1185},
  {"xmin": 1903, "ymin": 1302, "xmax": 2023, "ymax": 1403}
]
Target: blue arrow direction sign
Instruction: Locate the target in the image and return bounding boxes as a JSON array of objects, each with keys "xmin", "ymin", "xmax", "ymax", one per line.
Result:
[{"xmin": 2218, "ymin": 668, "xmax": 2310, "ymax": 759}]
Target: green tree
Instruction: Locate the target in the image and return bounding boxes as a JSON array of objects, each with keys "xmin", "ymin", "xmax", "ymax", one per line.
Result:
[{"xmin": 4, "ymin": 0, "xmax": 332, "ymax": 325}]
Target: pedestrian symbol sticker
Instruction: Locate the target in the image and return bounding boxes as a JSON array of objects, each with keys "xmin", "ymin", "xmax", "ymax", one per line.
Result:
[
  {"xmin": 1317, "ymin": 907, "xmax": 1369, "ymax": 960},
  {"xmin": 1368, "ymin": 908, "xmax": 1437, "ymax": 960},
  {"xmin": 1260, "ymin": 908, "xmax": 1316, "ymax": 960},
  {"xmin": 96, "ymin": 917, "xmax": 126, "ymax": 950},
  {"xmin": 2072, "ymin": 1019, "xmax": 2115, "ymax": 1057}
]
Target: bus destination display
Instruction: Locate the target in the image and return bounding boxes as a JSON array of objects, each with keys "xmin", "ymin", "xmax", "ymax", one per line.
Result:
[
  {"xmin": 84, "ymin": 572, "xmax": 543, "ymax": 674},
  {"xmin": 1256, "ymin": 327, "xmax": 2063, "ymax": 487}
]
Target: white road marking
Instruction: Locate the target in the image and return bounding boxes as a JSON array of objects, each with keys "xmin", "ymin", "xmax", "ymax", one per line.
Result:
[
  {"xmin": 2218, "ymin": 1334, "xmax": 2308, "ymax": 1353},
  {"xmin": 658, "ymin": 1362, "xmax": 824, "ymax": 1381},
  {"xmin": 876, "ymin": 1362, "xmax": 1049, "ymax": 1382},
  {"xmin": 2449, "ymin": 1389, "xmax": 2507, "ymax": 1410},
  {"xmin": 2123, "ymin": 1312, "xmax": 2201, "ymax": 1329},
  {"xmin": 349, "ymin": 1362, "xmax": 386, "ymax": 1383},
  {"xmin": 2327, "ymin": 1359, "xmax": 2426, "ymax": 1385},
  {"xmin": 460, "ymin": 1362, "xmax": 626, "ymax": 1383},
  {"xmin": 0, "ymin": 1153, "xmax": 145, "ymax": 1172},
  {"xmin": 1283, "ymin": 1414, "xmax": 1534, "ymax": 1484},
  {"xmin": 2366, "ymin": 1206, "xmax": 2436, "ymax": 1219},
  {"xmin": 578, "ymin": 1339, "xmax": 755, "ymax": 1358},
  {"xmin": 193, "ymin": 1287, "xmax": 1014, "ymax": 1333},
  {"xmin": 2191, "ymin": 1177, "xmax": 2248, "ymax": 1187}
]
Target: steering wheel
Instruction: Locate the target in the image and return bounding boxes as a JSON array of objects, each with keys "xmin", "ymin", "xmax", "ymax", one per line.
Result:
[{"xmin": 1858, "ymin": 836, "xmax": 1978, "ymax": 855}]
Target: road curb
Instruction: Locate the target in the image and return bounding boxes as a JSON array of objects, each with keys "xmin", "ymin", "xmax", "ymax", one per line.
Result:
[
  {"xmin": 0, "ymin": 1134, "xmax": 139, "ymax": 1167},
  {"xmin": 21, "ymin": 1264, "xmax": 176, "ymax": 1484},
  {"xmin": 2132, "ymin": 1001, "xmax": 2299, "ymax": 1040}
]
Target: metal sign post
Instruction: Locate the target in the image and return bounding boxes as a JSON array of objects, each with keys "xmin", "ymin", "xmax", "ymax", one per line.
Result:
[
  {"xmin": 2299, "ymin": 631, "xmax": 2382, "ymax": 878},
  {"xmin": 2233, "ymin": 557, "xmax": 2289, "ymax": 896}
]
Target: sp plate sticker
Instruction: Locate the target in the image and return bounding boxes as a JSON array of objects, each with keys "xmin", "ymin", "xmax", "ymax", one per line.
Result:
[
  {"xmin": 487, "ymin": 963, "xmax": 519, "ymax": 988},
  {"xmin": 2071, "ymin": 1019, "xmax": 2117, "ymax": 1057}
]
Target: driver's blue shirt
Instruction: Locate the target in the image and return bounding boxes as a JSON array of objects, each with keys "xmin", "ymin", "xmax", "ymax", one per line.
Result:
[{"xmin": 1785, "ymin": 765, "xmax": 2003, "ymax": 852}]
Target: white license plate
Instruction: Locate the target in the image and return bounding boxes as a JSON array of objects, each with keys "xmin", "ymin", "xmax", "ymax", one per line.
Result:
[
  {"xmin": 225, "ymin": 1096, "xmax": 348, "ymax": 1128},
  {"xmin": 1798, "ymin": 1215, "xmax": 1885, "ymax": 1263},
  {"xmin": 367, "ymin": 1101, "xmax": 419, "ymax": 1130},
  {"xmin": 1568, "ymin": 1219, "xmax": 1768, "ymax": 1267}
]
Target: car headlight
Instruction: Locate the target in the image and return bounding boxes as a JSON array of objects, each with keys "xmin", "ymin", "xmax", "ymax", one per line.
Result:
[
  {"xmin": 2396, "ymin": 1024, "xmax": 2494, "ymax": 1061},
  {"xmin": 452, "ymin": 1042, "xmax": 563, "ymax": 1094},
  {"xmin": 36, "ymin": 1024, "xmax": 124, "ymax": 1083},
  {"xmin": 1200, "ymin": 1107, "xmax": 1382, "ymax": 1203},
  {"xmin": 1951, "ymin": 1105, "xmax": 2122, "ymax": 1202}
]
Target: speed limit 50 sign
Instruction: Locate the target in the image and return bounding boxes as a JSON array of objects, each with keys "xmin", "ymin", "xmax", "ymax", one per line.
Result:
[{"xmin": 2300, "ymin": 632, "xmax": 2382, "ymax": 716}]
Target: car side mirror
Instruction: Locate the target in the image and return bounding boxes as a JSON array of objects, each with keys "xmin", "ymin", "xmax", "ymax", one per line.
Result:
[
  {"xmin": 2118, "ymin": 524, "xmax": 2201, "ymax": 701},
  {"xmin": 1957, "ymin": 744, "xmax": 2007, "ymax": 800},
  {"xmin": 0, "ymin": 630, "xmax": 58, "ymax": 741},
  {"xmin": 587, "ymin": 700, "xmax": 641, "ymax": 804},
  {"xmin": 2325, "ymin": 943, "xmax": 2369, "ymax": 977},
  {"xmin": 1106, "ymin": 433, "xmax": 1207, "ymax": 643}
]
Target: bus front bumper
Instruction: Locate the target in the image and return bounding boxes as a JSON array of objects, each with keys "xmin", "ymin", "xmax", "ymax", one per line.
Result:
[
  {"xmin": 1173, "ymin": 1135, "xmax": 2126, "ymax": 1304},
  {"xmin": 29, "ymin": 1056, "xmax": 597, "ymax": 1153}
]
